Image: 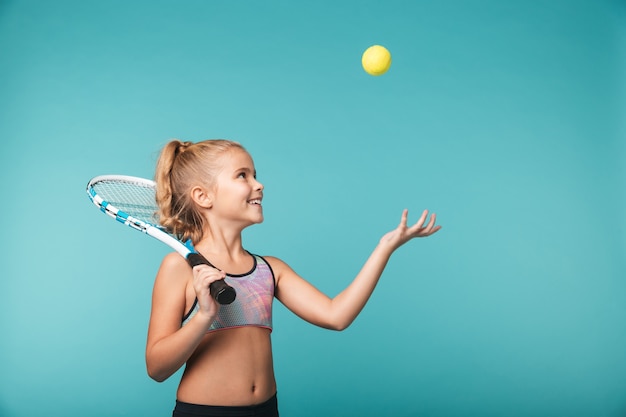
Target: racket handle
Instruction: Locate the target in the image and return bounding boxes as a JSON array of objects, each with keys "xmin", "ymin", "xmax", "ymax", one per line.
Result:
[
  {"xmin": 187, "ymin": 253, "xmax": 237, "ymax": 305},
  {"xmin": 209, "ymin": 279, "xmax": 237, "ymax": 305}
]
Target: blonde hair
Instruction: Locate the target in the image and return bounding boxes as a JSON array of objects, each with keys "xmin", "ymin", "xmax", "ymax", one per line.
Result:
[{"xmin": 155, "ymin": 139, "xmax": 247, "ymax": 243}]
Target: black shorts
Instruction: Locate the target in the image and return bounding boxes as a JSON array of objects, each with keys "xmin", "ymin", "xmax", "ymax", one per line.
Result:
[{"xmin": 172, "ymin": 394, "xmax": 279, "ymax": 417}]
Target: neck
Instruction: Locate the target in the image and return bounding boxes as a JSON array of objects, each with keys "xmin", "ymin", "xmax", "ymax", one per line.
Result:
[{"xmin": 194, "ymin": 223, "xmax": 247, "ymax": 262}]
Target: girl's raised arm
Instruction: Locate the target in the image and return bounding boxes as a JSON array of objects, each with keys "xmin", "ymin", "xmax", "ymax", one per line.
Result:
[{"xmin": 271, "ymin": 209, "xmax": 441, "ymax": 330}]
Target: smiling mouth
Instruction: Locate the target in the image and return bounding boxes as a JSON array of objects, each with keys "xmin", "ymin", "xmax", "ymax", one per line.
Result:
[{"xmin": 248, "ymin": 199, "xmax": 262, "ymax": 206}]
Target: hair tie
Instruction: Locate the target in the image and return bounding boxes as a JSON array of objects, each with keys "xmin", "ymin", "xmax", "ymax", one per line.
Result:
[{"xmin": 173, "ymin": 141, "xmax": 192, "ymax": 158}]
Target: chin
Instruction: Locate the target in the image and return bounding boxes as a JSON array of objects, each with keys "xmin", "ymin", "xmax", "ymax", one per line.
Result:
[{"xmin": 247, "ymin": 215, "xmax": 264, "ymax": 226}]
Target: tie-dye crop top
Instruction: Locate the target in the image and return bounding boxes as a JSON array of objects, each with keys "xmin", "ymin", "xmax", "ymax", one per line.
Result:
[{"xmin": 181, "ymin": 254, "xmax": 275, "ymax": 332}]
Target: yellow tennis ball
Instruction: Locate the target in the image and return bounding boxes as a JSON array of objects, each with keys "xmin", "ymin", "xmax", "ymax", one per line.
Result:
[{"xmin": 361, "ymin": 45, "xmax": 392, "ymax": 76}]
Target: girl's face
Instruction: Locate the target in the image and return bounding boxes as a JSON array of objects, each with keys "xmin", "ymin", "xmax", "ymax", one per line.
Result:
[{"xmin": 210, "ymin": 148, "xmax": 264, "ymax": 227}]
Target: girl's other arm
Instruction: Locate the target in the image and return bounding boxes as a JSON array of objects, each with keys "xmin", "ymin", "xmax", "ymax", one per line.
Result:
[
  {"xmin": 145, "ymin": 253, "xmax": 222, "ymax": 382},
  {"xmin": 272, "ymin": 209, "xmax": 441, "ymax": 331}
]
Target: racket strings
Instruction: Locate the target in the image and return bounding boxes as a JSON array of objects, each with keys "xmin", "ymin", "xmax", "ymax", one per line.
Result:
[{"xmin": 92, "ymin": 180, "xmax": 160, "ymax": 224}]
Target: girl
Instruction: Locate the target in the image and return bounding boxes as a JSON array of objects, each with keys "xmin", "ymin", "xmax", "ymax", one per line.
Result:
[{"xmin": 145, "ymin": 139, "xmax": 441, "ymax": 417}]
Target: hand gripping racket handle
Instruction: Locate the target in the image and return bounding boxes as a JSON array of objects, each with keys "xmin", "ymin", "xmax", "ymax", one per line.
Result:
[{"xmin": 186, "ymin": 253, "xmax": 237, "ymax": 305}]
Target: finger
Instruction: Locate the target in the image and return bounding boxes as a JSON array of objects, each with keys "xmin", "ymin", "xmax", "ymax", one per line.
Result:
[
  {"xmin": 416, "ymin": 219, "xmax": 435, "ymax": 236},
  {"xmin": 407, "ymin": 209, "xmax": 428, "ymax": 233},
  {"xmin": 202, "ymin": 273, "xmax": 227, "ymax": 286},
  {"xmin": 193, "ymin": 268, "xmax": 226, "ymax": 287},
  {"xmin": 194, "ymin": 264, "xmax": 225, "ymax": 275},
  {"xmin": 195, "ymin": 273, "xmax": 226, "ymax": 297},
  {"xmin": 399, "ymin": 209, "xmax": 409, "ymax": 228},
  {"xmin": 211, "ymin": 271, "xmax": 227, "ymax": 282},
  {"xmin": 417, "ymin": 209, "xmax": 429, "ymax": 228},
  {"xmin": 193, "ymin": 264, "xmax": 222, "ymax": 273},
  {"xmin": 409, "ymin": 212, "xmax": 439, "ymax": 237},
  {"xmin": 423, "ymin": 212, "xmax": 437, "ymax": 232},
  {"xmin": 421, "ymin": 220, "xmax": 442, "ymax": 236}
]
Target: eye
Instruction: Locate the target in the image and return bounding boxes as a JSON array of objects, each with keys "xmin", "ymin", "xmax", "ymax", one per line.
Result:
[{"xmin": 237, "ymin": 172, "xmax": 246, "ymax": 179}]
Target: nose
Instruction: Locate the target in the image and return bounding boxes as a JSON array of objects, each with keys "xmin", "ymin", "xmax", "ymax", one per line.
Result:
[{"xmin": 254, "ymin": 178, "xmax": 264, "ymax": 191}]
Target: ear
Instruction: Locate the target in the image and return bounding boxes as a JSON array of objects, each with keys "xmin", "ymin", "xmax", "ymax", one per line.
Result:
[{"xmin": 190, "ymin": 185, "xmax": 213, "ymax": 209}]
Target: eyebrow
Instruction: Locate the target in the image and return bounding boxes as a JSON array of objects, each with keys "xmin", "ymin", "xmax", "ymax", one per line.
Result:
[{"xmin": 236, "ymin": 167, "xmax": 257, "ymax": 176}]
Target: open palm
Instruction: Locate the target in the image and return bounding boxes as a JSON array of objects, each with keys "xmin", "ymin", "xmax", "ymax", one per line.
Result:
[{"xmin": 380, "ymin": 209, "xmax": 441, "ymax": 250}]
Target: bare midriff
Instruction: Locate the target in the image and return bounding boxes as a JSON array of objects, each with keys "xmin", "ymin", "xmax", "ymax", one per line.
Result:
[{"xmin": 176, "ymin": 326, "xmax": 276, "ymax": 406}]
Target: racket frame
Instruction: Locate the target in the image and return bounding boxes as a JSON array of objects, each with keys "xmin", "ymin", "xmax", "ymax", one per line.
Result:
[{"xmin": 86, "ymin": 174, "xmax": 236, "ymax": 304}]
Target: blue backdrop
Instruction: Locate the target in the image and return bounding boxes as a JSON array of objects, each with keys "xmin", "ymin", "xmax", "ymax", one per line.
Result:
[{"xmin": 1, "ymin": 1, "xmax": 625, "ymax": 416}]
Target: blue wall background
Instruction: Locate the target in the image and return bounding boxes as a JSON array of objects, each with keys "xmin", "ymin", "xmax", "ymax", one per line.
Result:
[{"xmin": 1, "ymin": 1, "xmax": 625, "ymax": 416}]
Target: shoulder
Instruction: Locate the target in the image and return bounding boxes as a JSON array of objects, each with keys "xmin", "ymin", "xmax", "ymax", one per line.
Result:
[
  {"xmin": 159, "ymin": 252, "xmax": 190, "ymax": 273},
  {"xmin": 255, "ymin": 255, "xmax": 298, "ymax": 286},
  {"xmin": 256, "ymin": 255, "xmax": 290, "ymax": 272},
  {"xmin": 154, "ymin": 252, "xmax": 191, "ymax": 289}
]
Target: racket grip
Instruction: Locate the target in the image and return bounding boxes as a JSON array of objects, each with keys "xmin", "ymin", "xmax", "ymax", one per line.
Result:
[{"xmin": 187, "ymin": 253, "xmax": 237, "ymax": 305}]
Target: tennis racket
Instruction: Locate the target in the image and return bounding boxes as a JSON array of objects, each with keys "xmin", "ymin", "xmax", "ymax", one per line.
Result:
[{"xmin": 86, "ymin": 174, "xmax": 236, "ymax": 305}]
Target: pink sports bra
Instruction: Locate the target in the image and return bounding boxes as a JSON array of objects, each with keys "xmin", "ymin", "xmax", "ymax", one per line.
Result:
[{"xmin": 181, "ymin": 254, "xmax": 275, "ymax": 332}]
